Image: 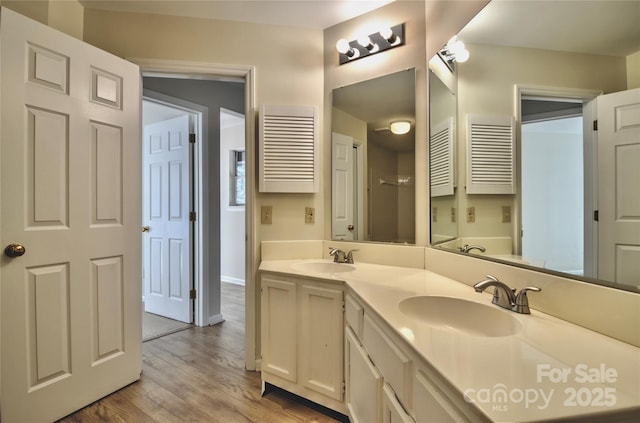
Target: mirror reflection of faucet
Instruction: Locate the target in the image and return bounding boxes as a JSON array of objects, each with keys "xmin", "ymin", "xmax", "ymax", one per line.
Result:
[{"xmin": 459, "ymin": 244, "xmax": 486, "ymax": 253}]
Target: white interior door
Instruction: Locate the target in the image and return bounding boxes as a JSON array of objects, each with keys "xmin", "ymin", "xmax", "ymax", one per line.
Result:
[
  {"xmin": 0, "ymin": 7, "xmax": 142, "ymax": 422},
  {"xmin": 143, "ymin": 115, "xmax": 193, "ymax": 322},
  {"xmin": 332, "ymin": 132, "xmax": 354, "ymax": 240},
  {"xmin": 597, "ymin": 88, "xmax": 640, "ymax": 288}
]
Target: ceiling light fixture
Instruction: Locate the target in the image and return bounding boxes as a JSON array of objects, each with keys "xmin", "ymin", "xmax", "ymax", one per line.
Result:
[
  {"xmin": 336, "ymin": 23, "xmax": 405, "ymax": 65},
  {"xmin": 390, "ymin": 121, "xmax": 411, "ymax": 135}
]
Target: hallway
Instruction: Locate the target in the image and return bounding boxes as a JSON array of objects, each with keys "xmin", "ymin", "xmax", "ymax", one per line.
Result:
[{"xmin": 58, "ymin": 283, "xmax": 338, "ymax": 422}]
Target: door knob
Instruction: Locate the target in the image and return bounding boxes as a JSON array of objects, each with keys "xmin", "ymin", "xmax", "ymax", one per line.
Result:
[
  {"xmin": 141, "ymin": 226, "xmax": 150, "ymax": 232},
  {"xmin": 4, "ymin": 243, "xmax": 26, "ymax": 258},
  {"xmin": 347, "ymin": 225, "xmax": 354, "ymax": 231}
]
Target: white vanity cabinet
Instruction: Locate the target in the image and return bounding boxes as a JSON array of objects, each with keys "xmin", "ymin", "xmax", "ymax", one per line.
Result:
[
  {"xmin": 345, "ymin": 290, "xmax": 487, "ymax": 423},
  {"xmin": 260, "ymin": 272, "xmax": 346, "ymax": 414}
]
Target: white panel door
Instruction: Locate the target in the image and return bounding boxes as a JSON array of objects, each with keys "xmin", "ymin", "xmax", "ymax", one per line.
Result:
[
  {"xmin": 143, "ymin": 115, "xmax": 192, "ymax": 323},
  {"xmin": 597, "ymin": 88, "xmax": 640, "ymax": 288},
  {"xmin": 0, "ymin": 7, "xmax": 142, "ymax": 422},
  {"xmin": 332, "ymin": 132, "xmax": 354, "ymax": 240}
]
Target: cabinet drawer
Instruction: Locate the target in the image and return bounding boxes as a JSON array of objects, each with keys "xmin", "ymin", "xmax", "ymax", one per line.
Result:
[
  {"xmin": 414, "ymin": 369, "xmax": 467, "ymax": 423},
  {"xmin": 363, "ymin": 313, "xmax": 411, "ymax": 407},
  {"xmin": 345, "ymin": 294, "xmax": 364, "ymax": 339}
]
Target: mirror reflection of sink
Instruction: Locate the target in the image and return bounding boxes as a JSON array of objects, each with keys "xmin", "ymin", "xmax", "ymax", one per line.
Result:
[
  {"xmin": 398, "ymin": 296, "xmax": 521, "ymax": 337},
  {"xmin": 293, "ymin": 261, "xmax": 356, "ymax": 274}
]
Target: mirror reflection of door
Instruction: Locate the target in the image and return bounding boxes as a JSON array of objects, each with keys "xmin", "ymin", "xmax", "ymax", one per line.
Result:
[{"xmin": 332, "ymin": 132, "xmax": 364, "ymax": 240}]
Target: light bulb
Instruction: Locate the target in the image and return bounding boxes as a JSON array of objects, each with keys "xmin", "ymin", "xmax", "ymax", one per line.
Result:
[
  {"xmin": 336, "ymin": 39, "xmax": 350, "ymax": 54},
  {"xmin": 357, "ymin": 35, "xmax": 374, "ymax": 50},
  {"xmin": 448, "ymin": 40, "xmax": 466, "ymax": 56},
  {"xmin": 455, "ymin": 48, "xmax": 470, "ymax": 63},
  {"xmin": 379, "ymin": 26, "xmax": 396, "ymax": 44}
]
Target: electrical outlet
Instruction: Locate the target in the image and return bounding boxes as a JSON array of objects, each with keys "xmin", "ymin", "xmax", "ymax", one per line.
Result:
[
  {"xmin": 432, "ymin": 207, "xmax": 438, "ymax": 223},
  {"xmin": 305, "ymin": 207, "xmax": 315, "ymax": 224},
  {"xmin": 261, "ymin": 206, "xmax": 272, "ymax": 224},
  {"xmin": 467, "ymin": 206, "xmax": 475, "ymax": 223},
  {"xmin": 451, "ymin": 207, "xmax": 457, "ymax": 223},
  {"xmin": 502, "ymin": 206, "xmax": 512, "ymax": 223}
]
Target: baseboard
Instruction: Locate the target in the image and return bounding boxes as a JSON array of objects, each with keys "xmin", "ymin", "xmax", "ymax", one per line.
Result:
[
  {"xmin": 221, "ymin": 275, "xmax": 245, "ymax": 285},
  {"xmin": 208, "ymin": 313, "xmax": 225, "ymax": 326}
]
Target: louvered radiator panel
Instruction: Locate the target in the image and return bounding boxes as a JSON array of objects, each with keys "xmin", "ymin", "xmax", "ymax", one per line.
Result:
[
  {"xmin": 430, "ymin": 117, "xmax": 454, "ymax": 197},
  {"xmin": 260, "ymin": 105, "xmax": 318, "ymax": 192},
  {"xmin": 466, "ymin": 115, "xmax": 516, "ymax": 194}
]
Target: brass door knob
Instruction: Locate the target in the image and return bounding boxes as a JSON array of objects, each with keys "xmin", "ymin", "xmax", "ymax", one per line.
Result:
[
  {"xmin": 141, "ymin": 226, "xmax": 150, "ymax": 233},
  {"xmin": 4, "ymin": 244, "xmax": 26, "ymax": 258}
]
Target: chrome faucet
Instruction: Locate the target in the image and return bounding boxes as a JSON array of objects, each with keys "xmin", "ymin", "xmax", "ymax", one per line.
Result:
[
  {"xmin": 329, "ymin": 247, "xmax": 359, "ymax": 264},
  {"xmin": 459, "ymin": 244, "xmax": 486, "ymax": 253},
  {"xmin": 473, "ymin": 274, "xmax": 541, "ymax": 314}
]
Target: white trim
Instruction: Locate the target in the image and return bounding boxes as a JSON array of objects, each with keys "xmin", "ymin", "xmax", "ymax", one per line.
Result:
[
  {"xmin": 208, "ymin": 313, "xmax": 225, "ymax": 326},
  {"xmin": 132, "ymin": 59, "xmax": 257, "ymax": 371},
  {"xmin": 222, "ymin": 275, "xmax": 245, "ymax": 286},
  {"xmin": 142, "ymin": 89, "xmax": 209, "ymax": 327}
]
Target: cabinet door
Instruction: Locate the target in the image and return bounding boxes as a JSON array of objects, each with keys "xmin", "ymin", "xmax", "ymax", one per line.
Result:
[
  {"xmin": 299, "ymin": 282, "xmax": 344, "ymax": 400},
  {"xmin": 261, "ymin": 276, "xmax": 297, "ymax": 382},
  {"xmin": 346, "ymin": 327, "xmax": 383, "ymax": 423},
  {"xmin": 383, "ymin": 383, "xmax": 415, "ymax": 423},
  {"xmin": 414, "ymin": 370, "xmax": 469, "ymax": 423}
]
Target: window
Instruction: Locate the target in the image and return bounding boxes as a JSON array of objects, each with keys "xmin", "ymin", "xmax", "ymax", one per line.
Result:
[{"xmin": 230, "ymin": 150, "xmax": 245, "ymax": 206}]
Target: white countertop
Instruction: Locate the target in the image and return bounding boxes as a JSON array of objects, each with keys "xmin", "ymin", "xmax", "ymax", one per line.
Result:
[{"xmin": 259, "ymin": 259, "xmax": 640, "ymax": 422}]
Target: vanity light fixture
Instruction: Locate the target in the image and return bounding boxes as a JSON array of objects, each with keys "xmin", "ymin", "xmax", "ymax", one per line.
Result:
[
  {"xmin": 438, "ymin": 36, "xmax": 470, "ymax": 70},
  {"xmin": 336, "ymin": 23, "xmax": 405, "ymax": 65},
  {"xmin": 390, "ymin": 121, "xmax": 411, "ymax": 135}
]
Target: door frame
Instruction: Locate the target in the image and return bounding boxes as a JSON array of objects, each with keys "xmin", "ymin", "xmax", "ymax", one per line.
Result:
[
  {"xmin": 132, "ymin": 59, "xmax": 257, "ymax": 370},
  {"xmin": 142, "ymin": 90, "xmax": 207, "ymax": 324}
]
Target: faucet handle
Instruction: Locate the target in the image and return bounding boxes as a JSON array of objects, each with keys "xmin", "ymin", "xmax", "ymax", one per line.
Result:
[
  {"xmin": 345, "ymin": 249, "xmax": 359, "ymax": 264},
  {"xmin": 328, "ymin": 247, "xmax": 345, "ymax": 263},
  {"xmin": 513, "ymin": 286, "xmax": 542, "ymax": 314}
]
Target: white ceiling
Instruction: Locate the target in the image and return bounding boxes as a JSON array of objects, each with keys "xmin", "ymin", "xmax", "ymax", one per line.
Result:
[
  {"xmin": 458, "ymin": 0, "xmax": 640, "ymax": 57},
  {"xmin": 80, "ymin": 0, "xmax": 394, "ymax": 29}
]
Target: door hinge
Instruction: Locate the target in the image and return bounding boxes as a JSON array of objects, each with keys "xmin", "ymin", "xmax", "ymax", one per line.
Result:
[
  {"xmin": 190, "ymin": 211, "xmax": 196, "ymax": 222},
  {"xmin": 594, "ymin": 210, "xmax": 599, "ymax": 221},
  {"xmin": 342, "ymin": 300, "xmax": 345, "ymax": 312},
  {"xmin": 189, "ymin": 133, "xmax": 196, "ymax": 144},
  {"xmin": 190, "ymin": 289, "xmax": 196, "ymax": 300},
  {"xmin": 593, "ymin": 120, "xmax": 598, "ymax": 131},
  {"xmin": 342, "ymin": 381, "xmax": 346, "ymax": 395}
]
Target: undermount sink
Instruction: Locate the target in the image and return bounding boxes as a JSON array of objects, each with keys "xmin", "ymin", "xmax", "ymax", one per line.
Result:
[
  {"xmin": 398, "ymin": 296, "xmax": 521, "ymax": 337},
  {"xmin": 293, "ymin": 261, "xmax": 356, "ymax": 274}
]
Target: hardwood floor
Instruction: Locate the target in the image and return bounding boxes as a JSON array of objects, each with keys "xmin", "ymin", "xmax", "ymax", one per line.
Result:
[{"xmin": 59, "ymin": 283, "xmax": 340, "ymax": 423}]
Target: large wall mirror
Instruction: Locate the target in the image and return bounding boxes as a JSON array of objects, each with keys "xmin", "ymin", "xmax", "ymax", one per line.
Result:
[
  {"xmin": 429, "ymin": 1, "xmax": 640, "ymax": 293},
  {"xmin": 332, "ymin": 69, "xmax": 416, "ymax": 243}
]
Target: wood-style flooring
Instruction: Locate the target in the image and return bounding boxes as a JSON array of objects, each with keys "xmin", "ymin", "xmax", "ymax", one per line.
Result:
[{"xmin": 58, "ymin": 282, "xmax": 339, "ymax": 422}]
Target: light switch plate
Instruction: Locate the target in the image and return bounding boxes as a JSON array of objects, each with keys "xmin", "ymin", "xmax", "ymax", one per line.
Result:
[
  {"xmin": 261, "ymin": 206, "xmax": 273, "ymax": 224},
  {"xmin": 467, "ymin": 206, "xmax": 475, "ymax": 223},
  {"xmin": 305, "ymin": 207, "xmax": 315, "ymax": 224},
  {"xmin": 502, "ymin": 206, "xmax": 512, "ymax": 223}
]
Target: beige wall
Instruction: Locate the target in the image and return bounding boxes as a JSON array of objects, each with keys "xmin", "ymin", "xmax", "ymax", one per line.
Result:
[
  {"xmin": 628, "ymin": 50, "xmax": 640, "ymax": 89},
  {"xmin": 455, "ymin": 43, "xmax": 627, "ymax": 246},
  {"xmin": 1, "ymin": 0, "xmax": 83, "ymax": 38}
]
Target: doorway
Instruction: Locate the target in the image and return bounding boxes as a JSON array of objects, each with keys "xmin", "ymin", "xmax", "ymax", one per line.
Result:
[
  {"xmin": 141, "ymin": 94, "xmax": 203, "ymax": 339},
  {"xmin": 521, "ymin": 105, "xmax": 584, "ymax": 274},
  {"xmin": 141, "ymin": 74, "xmax": 247, "ymax": 339}
]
